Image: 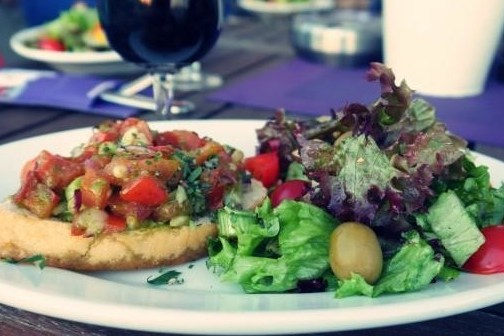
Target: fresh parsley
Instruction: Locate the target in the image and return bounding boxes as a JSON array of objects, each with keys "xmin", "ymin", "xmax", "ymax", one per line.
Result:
[
  {"xmin": 173, "ymin": 151, "xmax": 209, "ymax": 216},
  {"xmin": 3, "ymin": 254, "xmax": 47, "ymax": 269},
  {"xmin": 147, "ymin": 270, "xmax": 184, "ymax": 286}
]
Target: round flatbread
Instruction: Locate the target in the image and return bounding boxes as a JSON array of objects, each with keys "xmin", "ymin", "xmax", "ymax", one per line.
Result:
[{"xmin": 0, "ymin": 197, "xmax": 217, "ymax": 271}]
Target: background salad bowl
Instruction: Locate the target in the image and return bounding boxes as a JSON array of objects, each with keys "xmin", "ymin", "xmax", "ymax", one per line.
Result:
[{"xmin": 10, "ymin": 26, "xmax": 139, "ymax": 75}]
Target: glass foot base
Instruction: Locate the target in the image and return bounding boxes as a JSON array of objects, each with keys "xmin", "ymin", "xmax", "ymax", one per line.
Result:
[
  {"xmin": 174, "ymin": 71, "xmax": 224, "ymax": 92},
  {"xmin": 167, "ymin": 100, "xmax": 195, "ymax": 115}
]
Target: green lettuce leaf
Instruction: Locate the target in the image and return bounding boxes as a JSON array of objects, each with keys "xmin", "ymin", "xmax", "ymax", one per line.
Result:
[
  {"xmin": 337, "ymin": 135, "xmax": 396, "ymax": 200},
  {"xmin": 373, "ymin": 231, "xmax": 444, "ymax": 297},
  {"xmin": 334, "ymin": 273, "xmax": 374, "ymax": 298},
  {"xmin": 426, "ymin": 190, "xmax": 485, "ymax": 266},
  {"xmin": 333, "ymin": 231, "xmax": 445, "ymax": 298},
  {"xmin": 276, "ymin": 200, "xmax": 338, "ymax": 281},
  {"xmin": 207, "ymin": 199, "xmax": 337, "ymax": 293},
  {"xmin": 451, "ymin": 157, "xmax": 504, "ymax": 227}
]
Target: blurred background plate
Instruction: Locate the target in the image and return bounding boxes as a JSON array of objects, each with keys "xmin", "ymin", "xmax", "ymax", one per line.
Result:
[
  {"xmin": 9, "ymin": 26, "xmax": 140, "ymax": 76},
  {"xmin": 238, "ymin": 0, "xmax": 334, "ymax": 15}
]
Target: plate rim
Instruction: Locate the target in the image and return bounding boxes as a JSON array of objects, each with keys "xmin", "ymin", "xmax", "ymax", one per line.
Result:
[
  {"xmin": 1, "ymin": 119, "xmax": 504, "ymax": 335},
  {"xmin": 2, "ymin": 260, "xmax": 504, "ymax": 335}
]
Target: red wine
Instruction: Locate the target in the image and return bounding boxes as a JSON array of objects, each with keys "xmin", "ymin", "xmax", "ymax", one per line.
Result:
[{"xmin": 97, "ymin": 0, "xmax": 222, "ymax": 70}]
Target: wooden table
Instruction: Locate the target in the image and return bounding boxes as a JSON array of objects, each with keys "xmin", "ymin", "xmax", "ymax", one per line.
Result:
[{"xmin": 1, "ymin": 12, "xmax": 504, "ymax": 336}]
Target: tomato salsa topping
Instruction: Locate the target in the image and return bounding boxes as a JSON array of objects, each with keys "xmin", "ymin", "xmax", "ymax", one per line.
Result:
[{"xmin": 13, "ymin": 118, "xmax": 245, "ymax": 237}]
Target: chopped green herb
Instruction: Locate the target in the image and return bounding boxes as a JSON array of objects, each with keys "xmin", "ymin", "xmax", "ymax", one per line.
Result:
[
  {"xmin": 171, "ymin": 151, "xmax": 208, "ymax": 215},
  {"xmin": 4, "ymin": 254, "xmax": 47, "ymax": 269},
  {"xmin": 147, "ymin": 270, "xmax": 184, "ymax": 286},
  {"xmin": 173, "ymin": 151, "xmax": 195, "ymax": 178},
  {"xmin": 204, "ymin": 156, "xmax": 220, "ymax": 169},
  {"xmin": 188, "ymin": 166, "xmax": 203, "ymax": 182}
]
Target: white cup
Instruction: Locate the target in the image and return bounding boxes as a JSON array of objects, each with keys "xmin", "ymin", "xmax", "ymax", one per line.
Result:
[{"xmin": 383, "ymin": 0, "xmax": 504, "ymax": 97}]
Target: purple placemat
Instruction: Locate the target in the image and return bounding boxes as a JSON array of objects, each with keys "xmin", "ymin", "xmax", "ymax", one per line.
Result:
[
  {"xmin": 0, "ymin": 69, "xmax": 139, "ymax": 118},
  {"xmin": 210, "ymin": 59, "xmax": 504, "ymax": 147}
]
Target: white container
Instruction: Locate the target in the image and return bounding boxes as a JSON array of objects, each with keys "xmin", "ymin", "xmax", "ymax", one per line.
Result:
[{"xmin": 383, "ymin": 0, "xmax": 504, "ymax": 97}]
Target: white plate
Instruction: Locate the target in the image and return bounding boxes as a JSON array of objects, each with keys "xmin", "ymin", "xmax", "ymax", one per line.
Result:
[
  {"xmin": 1, "ymin": 120, "xmax": 504, "ymax": 335},
  {"xmin": 9, "ymin": 26, "xmax": 140, "ymax": 75},
  {"xmin": 238, "ymin": 0, "xmax": 334, "ymax": 15}
]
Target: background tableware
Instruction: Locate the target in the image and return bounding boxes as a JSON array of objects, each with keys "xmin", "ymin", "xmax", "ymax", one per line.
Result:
[
  {"xmin": 383, "ymin": 0, "xmax": 504, "ymax": 97},
  {"xmin": 291, "ymin": 9, "xmax": 382, "ymax": 67},
  {"xmin": 10, "ymin": 26, "xmax": 139, "ymax": 75},
  {"xmin": 97, "ymin": 0, "xmax": 224, "ymax": 117}
]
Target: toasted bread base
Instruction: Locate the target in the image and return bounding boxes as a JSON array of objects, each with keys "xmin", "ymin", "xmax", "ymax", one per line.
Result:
[{"xmin": 0, "ymin": 198, "xmax": 217, "ymax": 271}]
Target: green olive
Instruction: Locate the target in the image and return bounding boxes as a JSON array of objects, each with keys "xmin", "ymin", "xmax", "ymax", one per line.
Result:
[{"xmin": 329, "ymin": 221, "xmax": 383, "ymax": 284}]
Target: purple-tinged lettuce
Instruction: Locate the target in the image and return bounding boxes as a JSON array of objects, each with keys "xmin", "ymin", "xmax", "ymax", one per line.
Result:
[{"xmin": 300, "ymin": 134, "xmax": 396, "ymax": 224}]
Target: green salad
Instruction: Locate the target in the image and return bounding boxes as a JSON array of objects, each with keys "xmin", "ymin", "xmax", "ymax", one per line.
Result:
[
  {"xmin": 206, "ymin": 63, "xmax": 504, "ymax": 298},
  {"xmin": 26, "ymin": 3, "xmax": 109, "ymax": 52}
]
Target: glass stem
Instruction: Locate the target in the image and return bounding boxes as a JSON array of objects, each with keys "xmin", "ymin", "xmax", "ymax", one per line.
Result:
[{"xmin": 151, "ymin": 72, "xmax": 175, "ymax": 118}]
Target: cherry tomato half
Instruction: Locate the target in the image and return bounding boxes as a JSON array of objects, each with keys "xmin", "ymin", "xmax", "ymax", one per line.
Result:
[
  {"xmin": 270, "ymin": 180, "xmax": 309, "ymax": 207},
  {"xmin": 38, "ymin": 36, "xmax": 65, "ymax": 51},
  {"xmin": 464, "ymin": 225, "xmax": 504, "ymax": 274},
  {"xmin": 244, "ymin": 152, "xmax": 279, "ymax": 188}
]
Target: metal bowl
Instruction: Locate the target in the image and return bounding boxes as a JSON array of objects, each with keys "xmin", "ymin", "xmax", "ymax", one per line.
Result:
[{"xmin": 291, "ymin": 10, "xmax": 382, "ymax": 67}]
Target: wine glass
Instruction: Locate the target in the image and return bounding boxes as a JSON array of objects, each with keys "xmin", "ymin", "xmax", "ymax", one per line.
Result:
[
  {"xmin": 96, "ymin": 0, "xmax": 224, "ymax": 118},
  {"xmin": 172, "ymin": 0, "xmax": 245, "ymax": 92}
]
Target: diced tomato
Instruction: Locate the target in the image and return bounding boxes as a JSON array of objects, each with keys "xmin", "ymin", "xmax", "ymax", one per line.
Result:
[
  {"xmin": 30, "ymin": 150, "xmax": 84, "ymax": 191},
  {"xmin": 38, "ymin": 36, "xmax": 65, "ymax": 51},
  {"xmin": 104, "ymin": 156, "xmax": 180, "ymax": 184},
  {"xmin": 90, "ymin": 118, "xmax": 154, "ymax": 145},
  {"xmin": 89, "ymin": 130, "xmax": 119, "ymax": 144},
  {"xmin": 244, "ymin": 151, "xmax": 280, "ymax": 188},
  {"xmin": 194, "ymin": 141, "xmax": 224, "ymax": 165},
  {"xmin": 121, "ymin": 118, "xmax": 151, "ymax": 131},
  {"xmin": 270, "ymin": 180, "xmax": 309, "ymax": 207},
  {"xmin": 153, "ymin": 200, "xmax": 188, "ymax": 222},
  {"xmin": 70, "ymin": 224, "xmax": 86, "ymax": 236},
  {"xmin": 89, "ymin": 120, "xmax": 121, "ymax": 144},
  {"xmin": 72, "ymin": 145, "xmax": 99, "ymax": 163},
  {"xmin": 83, "ymin": 154, "xmax": 112, "ymax": 173},
  {"xmin": 464, "ymin": 225, "xmax": 504, "ymax": 274},
  {"xmin": 14, "ymin": 171, "xmax": 60, "ymax": 218},
  {"xmin": 155, "ymin": 130, "xmax": 206, "ymax": 150},
  {"xmin": 136, "ymin": 158, "xmax": 180, "ymax": 182},
  {"xmin": 200, "ymin": 167, "xmax": 238, "ymax": 210},
  {"xmin": 80, "ymin": 170, "xmax": 112, "ymax": 209},
  {"xmin": 104, "ymin": 214, "xmax": 127, "ymax": 233},
  {"xmin": 119, "ymin": 118, "xmax": 154, "ymax": 145},
  {"xmin": 207, "ymin": 184, "xmax": 225, "ymax": 210},
  {"xmin": 20, "ymin": 158, "xmax": 36, "ymax": 184},
  {"xmin": 147, "ymin": 145, "xmax": 176, "ymax": 157},
  {"xmin": 108, "ymin": 195, "xmax": 153, "ymax": 221},
  {"xmin": 120, "ymin": 175, "xmax": 168, "ymax": 206}
]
